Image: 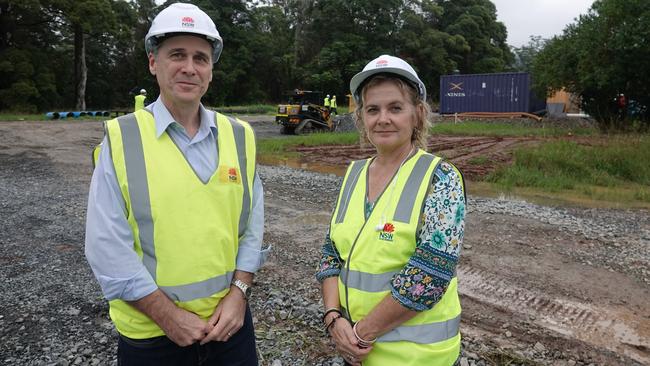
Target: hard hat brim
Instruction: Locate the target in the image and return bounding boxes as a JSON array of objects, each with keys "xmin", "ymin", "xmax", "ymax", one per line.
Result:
[{"xmin": 145, "ymin": 32, "xmax": 223, "ymax": 64}]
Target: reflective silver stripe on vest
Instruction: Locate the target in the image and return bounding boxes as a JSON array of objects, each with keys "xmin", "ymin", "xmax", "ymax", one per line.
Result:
[
  {"xmin": 340, "ymin": 269, "xmax": 397, "ymax": 292},
  {"xmin": 226, "ymin": 116, "xmax": 250, "ymax": 238},
  {"xmin": 343, "ymin": 304, "xmax": 460, "ymax": 344},
  {"xmin": 378, "ymin": 315, "xmax": 460, "ymax": 344},
  {"xmin": 118, "ymin": 114, "xmax": 157, "ymax": 281},
  {"xmin": 160, "ymin": 271, "xmax": 234, "ymax": 302},
  {"xmin": 335, "ymin": 160, "xmax": 366, "ymax": 223},
  {"xmin": 393, "ymin": 154, "xmax": 435, "ymax": 223}
]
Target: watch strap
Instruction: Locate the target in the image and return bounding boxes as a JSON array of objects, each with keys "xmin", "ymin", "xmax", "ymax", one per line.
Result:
[{"xmin": 232, "ymin": 279, "xmax": 250, "ymax": 299}]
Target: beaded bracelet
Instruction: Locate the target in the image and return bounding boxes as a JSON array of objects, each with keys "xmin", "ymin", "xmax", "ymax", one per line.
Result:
[
  {"xmin": 325, "ymin": 313, "xmax": 342, "ymax": 333},
  {"xmin": 352, "ymin": 321, "xmax": 377, "ymax": 348},
  {"xmin": 321, "ymin": 307, "xmax": 342, "ymax": 323}
]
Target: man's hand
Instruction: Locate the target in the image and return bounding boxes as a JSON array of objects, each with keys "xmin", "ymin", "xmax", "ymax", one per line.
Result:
[
  {"xmin": 160, "ymin": 306, "xmax": 213, "ymax": 347},
  {"xmin": 200, "ymin": 285, "xmax": 247, "ymax": 345},
  {"xmin": 128, "ymin": 289, "xmax": 213, "ymax": 347},
  {"xmin": 200, "ymin": 271, "xmax": 253, "ymax": 345}
]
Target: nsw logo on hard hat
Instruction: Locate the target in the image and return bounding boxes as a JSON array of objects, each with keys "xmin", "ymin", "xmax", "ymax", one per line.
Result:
[
  {"xmin": 181, "ymin": 16, "xmax": 195, "ymax": 28},
  {"xmin": 376, "ymin": 59, "xmax": 388, "ymax": 68}
]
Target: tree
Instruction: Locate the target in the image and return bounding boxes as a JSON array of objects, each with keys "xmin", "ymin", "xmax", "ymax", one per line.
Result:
[
  {"xmin": 295, "ymin": 0, "xmax": 511, "ymax": 101},
  {"xmin": 0, "ymin": 0, "xmax": 517, "ymax": 111},
  {"xmin": 510, "ymin": 35, "xmax": 546, "ymax": 72},
  {"xmin": 439, "ymin": 0, "xmax": 512, "ymax": 73},
  {"xmin": 0, "ymin": 0, "xmax": 64, "ymax": 112},
  {"xmin": 533, "ymin": 0, "xmax": 650, "ymax": 130},
  {"xmin": 51, "ymin": 0, "xmax": 118, "ymax": 110},
  {"xmin": 396, "ymin": 2, "xmax": 469, "ymax": 101}
]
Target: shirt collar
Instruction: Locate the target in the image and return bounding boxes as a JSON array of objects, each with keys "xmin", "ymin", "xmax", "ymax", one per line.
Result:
[{"xmin": 148, "ymin": 96, "xmax": 217, "ymax": 139}]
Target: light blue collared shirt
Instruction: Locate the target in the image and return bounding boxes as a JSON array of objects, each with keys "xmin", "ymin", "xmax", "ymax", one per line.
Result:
[{"xmin": 85, "ymin": 97, "xmax": 268, "ymax": 301}]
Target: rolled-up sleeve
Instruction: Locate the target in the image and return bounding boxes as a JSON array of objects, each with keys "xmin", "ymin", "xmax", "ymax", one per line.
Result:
[
  {"xmin": 84, "ymin": 138, "xmax": 158, "ymax": 301},
  {"xmin": 315, "ymin": 228, "xmax": 343, "ymax": 282},
  {"xmin": 391, "ymin": 162, "xmax": 466, "ymax": 311},
  {"xmin": 235, "ymin": 172, "xmax": 270, "ymax": 273}
]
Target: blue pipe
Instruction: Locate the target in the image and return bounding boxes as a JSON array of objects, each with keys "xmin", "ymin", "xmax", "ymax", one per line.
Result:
[{"xmin": 45, "ymin": 112, "xmax": 59, "ymax": 120}]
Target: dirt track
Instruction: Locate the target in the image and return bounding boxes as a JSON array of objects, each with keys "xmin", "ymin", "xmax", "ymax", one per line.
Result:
[{"xmin": 0, "ymin": 118, "xmax": 649, "ymax": 365}]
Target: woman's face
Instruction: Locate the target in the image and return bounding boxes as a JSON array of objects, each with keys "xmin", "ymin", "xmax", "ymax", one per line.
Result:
[{"xmin": 362, "ymin": 80, "xmax": 417, "ymax": 154}]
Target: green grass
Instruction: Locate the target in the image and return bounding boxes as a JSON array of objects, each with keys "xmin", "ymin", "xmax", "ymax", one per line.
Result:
[
  {"xmin": 211, "ymin": 104, "xmax": 278, "ymax": 115},
  {"xmin": 213, "ymin": 104, "xmax": 349, "ymax": 116},
  {"xmin": 335, "ymin": 106, "xmax": 350, "ymax": 114},
  {"xmin": 0, "ymin": 113, "xmax": 48, "ymax": 121},
  {"xmin": 0, "ymin": 113, "xmax": 107, "ymax": 121},
  {"xmin": 487, "ymin": 136, "xmax": 650, "ymax": 203},
  {"xmin": 258, "ymin": 132, "xmax": 359, "ymax": 157},
  {"xmin": 468, "ymin": 155, "xmax": 490, "ymax": 165},
  {"xmin": 431, "ymin": 121, "xmax": 596, "ymax": 137}
]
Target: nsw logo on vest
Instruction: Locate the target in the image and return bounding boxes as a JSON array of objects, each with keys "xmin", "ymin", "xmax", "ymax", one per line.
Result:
[
  {"xmin": 227, "ymin": 168, "xmax": 238, "ymax": 182},
  {"xmin": 378, "ymin": 223, "xmax": 395, "ymax": 242},
  {"xmin": 218, "ymin": 166, "xmax": 240, "ymax": 184}
]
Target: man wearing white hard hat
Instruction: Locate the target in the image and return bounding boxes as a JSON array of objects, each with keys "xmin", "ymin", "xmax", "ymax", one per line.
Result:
[
  {"xmin": 317, "ymin": 55, "xmax": 465, "ymax": 365},
  {"xmin": 85, "ymin": 3, "xmax": 266, "ymax": 365},
  {"xmin": 134, "ymin": 89, "xmax": 147, "ymax": 111}
]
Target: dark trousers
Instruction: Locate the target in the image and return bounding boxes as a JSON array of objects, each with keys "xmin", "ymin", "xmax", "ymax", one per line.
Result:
[{"xmin": 118, "ymin": 306, "xmax": 258, "ymax": 366}]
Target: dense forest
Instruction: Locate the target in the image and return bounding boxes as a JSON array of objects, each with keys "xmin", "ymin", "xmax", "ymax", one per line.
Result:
[{"xmin": 0, "ymin": 0, "xmax": 513, "ymax": 112}]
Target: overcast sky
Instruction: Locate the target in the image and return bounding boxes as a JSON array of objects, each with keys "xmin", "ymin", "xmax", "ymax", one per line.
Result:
[{"xmin": 491, "ymin": 0, "xmax": 595, "ymax": 47}]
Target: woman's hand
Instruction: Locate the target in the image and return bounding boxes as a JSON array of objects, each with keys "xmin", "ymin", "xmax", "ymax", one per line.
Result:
[{"xmin": 328, "ymin": 317, "xmax": 372, "ymax": 365}]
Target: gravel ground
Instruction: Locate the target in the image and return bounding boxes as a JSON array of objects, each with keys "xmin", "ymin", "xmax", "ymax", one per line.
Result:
[
  {"xmin": 0, "ymin": 116, "xmax": 650, "ymax": 366},
  {"xmin": 1, "ymin": 152, "xmax": 647, "ymax": 365}
]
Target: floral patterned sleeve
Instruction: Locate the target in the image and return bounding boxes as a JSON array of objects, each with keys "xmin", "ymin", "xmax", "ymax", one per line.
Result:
[
  {"xmin": 391, "ymin": 161, "xmax": 466, "ymax": 311},
  {"xmin": 315, "ymin": 228, "xmax": 343, "ymax": 282}
]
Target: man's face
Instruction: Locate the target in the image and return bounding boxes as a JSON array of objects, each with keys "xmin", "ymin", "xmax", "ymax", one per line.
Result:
[{"xmin": 149, "ymin": 35, "xmax": 213, "ymax": 106}]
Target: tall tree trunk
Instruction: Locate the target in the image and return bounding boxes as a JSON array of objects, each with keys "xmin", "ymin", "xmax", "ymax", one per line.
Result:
[{"xmin": 74, "ymin": 23, "xmax": 87, "ymax": 110}]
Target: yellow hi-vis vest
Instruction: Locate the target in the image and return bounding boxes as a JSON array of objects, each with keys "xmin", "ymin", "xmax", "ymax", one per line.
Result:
[
  {"xmin": 134, "ymin": 94, "xmax": 146, "ymax": 111},
  {"xmin": 324, "ymin": 97, "xmax": 330, "ymax": 107},
  {"xmin": 330, "ymin": 149, "xmax": 461, "ymax": 366},
  {"xmin": 95, "ymin": 109, "xmax": 256, "ymax": 339}
]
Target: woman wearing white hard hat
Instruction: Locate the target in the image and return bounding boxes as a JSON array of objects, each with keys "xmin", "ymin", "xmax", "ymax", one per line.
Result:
[
  {"xmin": 86, "ymin": 3, "xmax": 265, "ymax": 366},
  {"xmin": 317, "ymin": 55, "xmax": 466, "ymax": 365}
]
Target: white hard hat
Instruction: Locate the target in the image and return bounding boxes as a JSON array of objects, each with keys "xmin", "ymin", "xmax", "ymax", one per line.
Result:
[
  {"xmin": 326, "ymin": 94, "xmax": 330, "ymax": 98},
  {"xmin": 350, "ymin": 54, "xmax": 426, "ymax": 103},
  {"xmin": 140, "ymin": 89, "xmax": 147, "ymax": 94},
  {"xmin": 145, "ymin": 3, "xmax": 223, "ymax": 63}
]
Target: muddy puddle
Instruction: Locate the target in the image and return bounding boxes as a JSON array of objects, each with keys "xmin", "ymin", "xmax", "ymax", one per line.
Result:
[{"xmin": 258, "ymin": 156, "xmax": 347, "ymax": 176}]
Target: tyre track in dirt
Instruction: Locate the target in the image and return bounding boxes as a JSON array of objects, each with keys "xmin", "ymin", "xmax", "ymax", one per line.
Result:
[{"xmin": 459, "ymin": 266, "xmax": 650, "ymax": 364}]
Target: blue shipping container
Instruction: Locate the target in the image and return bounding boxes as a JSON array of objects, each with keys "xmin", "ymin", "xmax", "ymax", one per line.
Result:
[{"xmin": 439, "ymin": 72, "xmax": 545, "ymax": 114}]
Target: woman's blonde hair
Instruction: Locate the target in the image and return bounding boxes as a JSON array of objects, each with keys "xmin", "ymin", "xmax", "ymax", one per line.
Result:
[{"xmin": 353, "ymin": 74, "xmax": 431, "ymax": 150}]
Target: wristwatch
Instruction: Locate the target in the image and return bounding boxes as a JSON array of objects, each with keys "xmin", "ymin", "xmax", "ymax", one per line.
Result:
[{"xmin": 232, "ymin": 279, "xmax": 251, "ymax": 300}]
